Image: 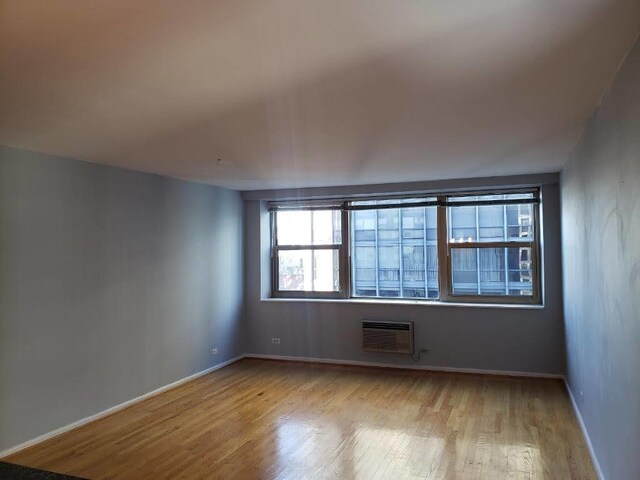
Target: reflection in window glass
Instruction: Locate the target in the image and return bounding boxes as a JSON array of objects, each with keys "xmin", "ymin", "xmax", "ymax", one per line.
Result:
[
  {"xmin": 448, "ymin": 195, "xmax": 534, "ymax": 244},
  {"xmin": 451, "ymin": 247, "xmax": 533, "ymax": 296},
  {"xmin": 351, "ymin": 206, "xmax": 439, "ymax": 299}
]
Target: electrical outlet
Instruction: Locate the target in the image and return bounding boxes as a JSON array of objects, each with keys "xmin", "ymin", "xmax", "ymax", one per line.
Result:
[
  {"xmin": 211, "ymin": 348, "xmax": 218, "ymax": 355},
  {"xmin": 272, "ymin": 337, "xmax": 281, "ymax": 344}
]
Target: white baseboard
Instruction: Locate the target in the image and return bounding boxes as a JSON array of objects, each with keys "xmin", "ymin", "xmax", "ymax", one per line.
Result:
[
  {"xmin": 0, "ymin": 355, "xmax": 244, "ymax": 459},
  {"xmin": 244, "ymin": 353, "xmax": 564, "ymax": 379},
  {"xmin": 565, "ymin": 380, "xmax": 605, "ymax": 480}
]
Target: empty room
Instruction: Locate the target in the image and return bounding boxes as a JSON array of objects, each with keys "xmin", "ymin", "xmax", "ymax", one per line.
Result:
[{"xmin": 1, "ymin": 1, "xmax": 639, "ymax": 479}]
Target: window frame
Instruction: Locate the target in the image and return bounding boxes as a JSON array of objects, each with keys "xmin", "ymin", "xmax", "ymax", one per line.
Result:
[
  {"xmin": 348, "ymin": 199, "xmax": 440, "ymax": 301},
  {"xmin": 269, "ymin": 188, "xmax": 542, "ymax": 305},
  {"xmin": 439, "ymin": 193, "xmax": 541, "ymax": 305},
  {"xmin": 270, "ymin": 206, "xmax": 350, "ymax": 299}
]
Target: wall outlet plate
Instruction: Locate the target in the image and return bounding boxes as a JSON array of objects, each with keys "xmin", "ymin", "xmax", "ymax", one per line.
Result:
[{"xmin": 272, "ymin": 337, "xmax": 281, "ymax": 344}]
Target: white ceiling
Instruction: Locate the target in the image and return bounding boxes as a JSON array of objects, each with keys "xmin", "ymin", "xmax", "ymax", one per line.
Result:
[{"xmin": 1, "ymin": 1, "xmax": 639, "ymax": 190}]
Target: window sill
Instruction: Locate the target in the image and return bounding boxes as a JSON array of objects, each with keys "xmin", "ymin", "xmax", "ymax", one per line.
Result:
[{"xmin": 260, "ymin": 297, "xmax": 544, "ymax": 310}]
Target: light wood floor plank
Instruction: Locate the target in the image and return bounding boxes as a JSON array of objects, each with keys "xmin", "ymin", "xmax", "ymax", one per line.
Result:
[{"xmin": 4, "ymin": 359, "xmax": 596, "ymax": 479}]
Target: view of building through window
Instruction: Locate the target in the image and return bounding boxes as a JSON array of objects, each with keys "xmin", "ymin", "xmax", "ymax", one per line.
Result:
[
  {"xmin": 351, "ymin": 196, "xmax": 534, "ymax": 299},
  {"xmin": 352, "ymin": 205, "xmax": 439, "ymax": 299},
  {"xmin": 448, "ymin": 197, "xmax": 534, "ymax": 296},
  {"xmin": 271, "ymin": 191, "xmax": 539, "ymax": 302}
]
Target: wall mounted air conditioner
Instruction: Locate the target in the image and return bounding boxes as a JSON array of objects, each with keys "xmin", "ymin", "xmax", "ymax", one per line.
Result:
[{"xmin": 362, "ymin": 320, "xmax": 414, "ymax": 354}]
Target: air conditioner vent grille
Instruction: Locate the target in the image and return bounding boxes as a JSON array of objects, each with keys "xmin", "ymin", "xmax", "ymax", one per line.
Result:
[{"xmin": 362, "ymin": 321, "xmax": 414, "ymax": 354}]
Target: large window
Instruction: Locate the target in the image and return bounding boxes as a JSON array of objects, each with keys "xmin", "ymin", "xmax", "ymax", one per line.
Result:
[{"xmin": 269, "ymin": 189, "xmax": 541, "ymax": 304}]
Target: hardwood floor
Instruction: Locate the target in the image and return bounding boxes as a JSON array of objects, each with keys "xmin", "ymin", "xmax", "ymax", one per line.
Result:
[{"xmin": 5, "ymin": 359, "xmax": 596, "ymax": 479}]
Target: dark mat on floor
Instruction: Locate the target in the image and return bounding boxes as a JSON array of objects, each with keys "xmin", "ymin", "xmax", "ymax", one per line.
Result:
[{"xmin": 0, "ymin": 462, "xmax": 87, "ymax": 480}]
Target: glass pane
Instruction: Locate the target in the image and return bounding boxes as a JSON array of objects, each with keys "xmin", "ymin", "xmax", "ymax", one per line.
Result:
[
  {"xmin": 449, "ymin": 205, "xmax": 477, "ymax": 242},
  {"xmin": 448, "ymin": 196, "xmax": 535, "ymax": 244},
  {"xmin": 277, "ymin": 211, "xmax": 311, "ymax": 245},
  {"xmin": 402, "ymin": 245, "xmax": 424, "ymax": 282},
  {"xmin": 379, "ymin": 246, "xmax": 399, "ymax": 283},
  {"xmin": 351, "ymin": 206, "xmax": 439, "ymax": 299},
  {"xmin": 312, "ymin": 210, "xmax": 341, "ymax": 244},
  {"xmin": 451, "ymin": 248, "xmax": 478, "ymax": 294},
  {"xmin": 402, "ymin": 207, "xmax": 425, "ymax": 239},
  {"xmin": 451, "ymin": 247, "xmax": 533, "ymax": 296},
  {"xmin": 354, "ymin": 229, "xmax": 375, "ymax": 241},
  {"xmin": 354, "ymin": 246, "xmax": 376, "ymax": 285},
  {"xmin": 278, "ymin": 249, "xmax": 339, "ymax": 292},
  {"xmin": 276, "ymin": 210, "xmax": 341, "ymax": 246},
  {"xmin": 506, "ymin": 204, "xmax": 534, "ymax": 241}
]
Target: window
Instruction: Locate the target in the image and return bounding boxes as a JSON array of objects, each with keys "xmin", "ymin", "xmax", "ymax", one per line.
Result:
[
  {"xmin": 446, "ymin": 193, "xmax": 538, "ymax": 301},
  {"xmin": 271, "ymin": 205, "xmax": 347, "ymax": 298},
  {"xmin": 350, "ymin": 199, "xmax": 439, "ymax": 300},
  {"xmin": 269, "ymin": 189, "xmax": 541, "ymax": 305}
]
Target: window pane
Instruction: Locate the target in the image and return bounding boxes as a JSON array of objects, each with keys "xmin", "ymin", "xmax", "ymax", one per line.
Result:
[
  {"xmin": 451, "ymin": 247, "xmax": 533, "ymax": 296},
  {"xmin": 312, "ymin": 210, "xmax": 342, "ymax": 244},
  {"xmin": 448, "ymin": 195, "xmax": 535, "ymax": 244},
  {"xmin": 351, "ymin": 206, "xmax": 438, "ymax": 299},
  {"xmin": 276, "ymin": 210, "xmax": 341, "ymax": 245},
  {"xmin": 402, "ymin": 245, "xmax": 424, "ymax": 282},
  {"xmin": 354, "ymin": 246, "xmax": 376, "ymax": 286},
  {"xmin": 451, "ymin": 248, "xmax": 478, "ymax": 294},
  {"xmin": 277, "ymin": 211, "xmax": 311, "ymax": 245},
  {"xmin": 506, "ymin": 204, "xmax": 534, "ymax": 241},
  {"xmin": 378, "ymin": 245, "xmax": 399, "ymax": 269},
  {"xmin": 278, "ymin": 249, "xmax": 339, "ymax": 292}
]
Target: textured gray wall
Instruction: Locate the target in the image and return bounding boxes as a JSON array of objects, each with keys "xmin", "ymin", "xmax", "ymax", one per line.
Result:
[
  {"xmin": 0, "ymin": 146, "xmax": 244, "ymax": 452},
  {"xmin": 561, "ymin": 39, "xmax": 640, "ymax": 480},
  {"xmin": 243, "ymin": 179, "xmax": 565, "ymax": 375}
]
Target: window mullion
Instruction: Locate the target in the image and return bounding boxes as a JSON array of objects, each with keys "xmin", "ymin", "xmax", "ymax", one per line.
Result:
[
  {"xmin": 341, "ymin": 207, "xmax": 350, "ymax": 298},
  {"xmin": 423, "ymin": 207, "xmax": 428, "ymax": 298},
  {"xmin": 398, "ymin": 208, "xmax": 403, "ymax": 298},
  {"xmin": 475, "ymin": 205, "xmax": 480, "ymax": 295},
  {"xmin": 533, "ymin": 201, "xmax": 542, "ymax": 303},
  {"xmin": 436, "ymin": 196, "xmax": 449, "ymax": 300},
  {"xmin": 503, "ymin": 204, "xmax": 509, "ymax": 295},
  {"xmin": 375, "ymin": 209, "xmax": 380, "ymax": 297},
  {"xmin": 271, "ymin": 211, "xmax": 277, "ymax": 294}
]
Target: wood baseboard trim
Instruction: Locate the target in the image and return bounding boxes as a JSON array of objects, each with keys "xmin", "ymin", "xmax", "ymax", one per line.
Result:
[
  {"xmin": 564, "ymin": 380, "xmax": 605, "ymax": 480},
  {"xmin": 243, "ymin": 354, "xmax": 564, "ymax": 379},
  {"xmin": 0, "ymin": 355, "xmax": 244, "ymax": 459}
]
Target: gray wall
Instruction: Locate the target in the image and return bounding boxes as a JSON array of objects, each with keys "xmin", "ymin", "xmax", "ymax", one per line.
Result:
[
  {"xmin": 243, "ymin": 176, "xmax": 566, "ymax": 375},
  {"xmin": 0, "ymin": 146, "xmax": 244, "ymax": 452},
  {"xmin": 561, "ymin": 39, "xmax": 640, "ymax": 480}
]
